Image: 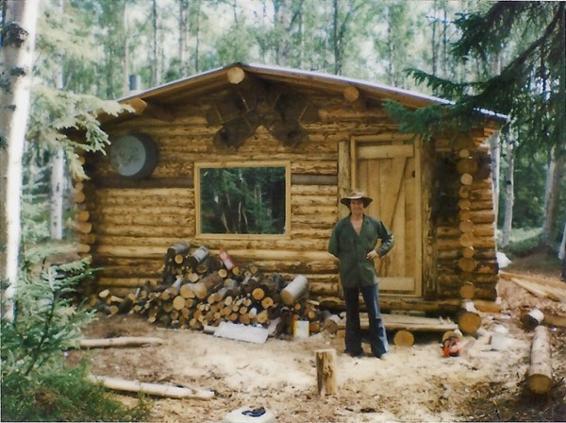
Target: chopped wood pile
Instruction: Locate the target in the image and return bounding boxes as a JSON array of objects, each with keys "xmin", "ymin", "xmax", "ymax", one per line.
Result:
[{"xmin": 91, "ymin": 242, "xmax": 322, "ymax": 337}]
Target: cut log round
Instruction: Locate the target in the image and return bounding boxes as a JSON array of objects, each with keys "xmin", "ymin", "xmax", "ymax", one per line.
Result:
[
  {"xmin": 460, "ymin": 173, "xmax": 474, "ymax": 186},
  {"xmin": 179, "ymin": 283, "xmax": 196, "ymax": 299},
  {"xmin": 462, "ymin": 246, "xmax": 475, "ymax": 258},
  {"xmin": 458, "ymin": 258, "xmax": 477, "ymax": 273},
  {"xmin": 321, "ymin": 310, "xmax": 341, "ymax": 335},
  {"xmin": 343, "ymin": 86, "xmax": 360, "ymax": 103},
  {"xmin": 252, "ymin": 287, "xmax": 266, "ymax": 301},
  {"xmin": 281, "ymin": 275, "xmax": 309, "ymax": 305},
  {"xmin": 458, "ymin": 300, "xmax": 481, "ymax": 335},
  {"xmin": 527, "ymin": 326, "xmax": 553, "ymax": 395},
  {"xmin": 315, "ymin": 349, "xmax": 337, "ymax": 397},
  {"xmin": 261, "ymin": 296, "xmax": 274, "ymax": 309},
  {"xmin": 172, "ymin": 296, "xmax": 186, "ymax": 311},
  {"xmin": 393, "ymin": 330, "xmax": 415, "ymax": 347},
  {"xmin": 227, "ymin": 66, "xmax": 245, "ymax": 84},
  {"xmin": 459, "ymin": 281, "xmax": 475, "ymax": 300},
  {"xmin": 521, "ymin": 308, "xmax": 544, "ymax": 331},
  {"xmin": 459, "ymin": 219, "xmax": 474, "ymax": 233}
]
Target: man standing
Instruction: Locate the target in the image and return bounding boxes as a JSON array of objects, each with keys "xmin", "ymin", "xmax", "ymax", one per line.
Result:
[{"xmin": 328, "ymin": 191, "xmax": 394, "ymax": 358}]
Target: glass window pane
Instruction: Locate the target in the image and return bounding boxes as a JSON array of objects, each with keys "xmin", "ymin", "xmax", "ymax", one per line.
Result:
[{"xmin": 199, "ymin": 167, "xmax": 286, "ymax": 234}]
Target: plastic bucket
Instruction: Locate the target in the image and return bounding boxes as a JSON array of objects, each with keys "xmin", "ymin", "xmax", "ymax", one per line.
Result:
[
  {"xmin": 490, "ymin": 325, "xmax": 508, "ymax": 350},
  {"xmin": 293, "ymin": 320, "xmax": 310, "ymax": 339}
]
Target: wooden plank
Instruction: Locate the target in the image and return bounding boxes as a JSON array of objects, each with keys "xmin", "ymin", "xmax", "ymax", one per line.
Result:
[
  {"xmin": 338, "ymin": 140, "xmax": 351, "ymax": 218},
  {"xmin": 336, "ymin": 313, "xmax": 458, "ymax": 332},
  {"xmin": 357, "ymin": 144, "xmax": 414, "ymax": 159},
  {"xmin": 507, "ymin": 277, "xmax": 566, "ymax": 303},
  {"xmin": 94, "ymin": 177, "xmax": 194, "ymax": 188},
  {"xmin": 380, "ymin": 277, "xmax": 414, "ymax": 291},
  {"xmin": 291, "ymin": 174, "xmax": 337, "ymax": 185},
  {"xmin": 214, "ymin": 321, "xmax": 269, "ymax": 344}
]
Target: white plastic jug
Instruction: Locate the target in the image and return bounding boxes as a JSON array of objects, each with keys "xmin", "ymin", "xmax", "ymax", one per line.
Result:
[
  {"xmin": 490, "ymin": 325, "xmax": 508, "ymax": 350},
  {"xmin": 293, "ymin": 320, "xmax": 309, "ymax": 339}
]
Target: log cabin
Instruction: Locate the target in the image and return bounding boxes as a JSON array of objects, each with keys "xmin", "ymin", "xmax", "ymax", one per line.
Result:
[{"xmin": 76, "ymin": 63, "xmax": 506, "ymax": 314}]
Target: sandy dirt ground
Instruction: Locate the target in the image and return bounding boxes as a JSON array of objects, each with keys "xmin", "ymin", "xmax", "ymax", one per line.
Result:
[{"xmin": 71, "ymin": 269, "xmax": 566, "ymax": 422}]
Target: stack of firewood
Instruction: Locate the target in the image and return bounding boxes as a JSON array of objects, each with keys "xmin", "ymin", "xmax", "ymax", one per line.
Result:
[{"xmin": 92, "ymin": 242, "xmax": 324, "ymax": 337}]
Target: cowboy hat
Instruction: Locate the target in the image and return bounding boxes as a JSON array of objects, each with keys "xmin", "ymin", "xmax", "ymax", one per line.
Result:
[{"xmin": 340, "ymin": 190, "xmax": 373, "ymax": 207}]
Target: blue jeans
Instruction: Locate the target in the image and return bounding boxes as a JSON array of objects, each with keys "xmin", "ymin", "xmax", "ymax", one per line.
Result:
[{"xmin": 343, "ymin": 284, "xmax": 389, "ymax": 357}]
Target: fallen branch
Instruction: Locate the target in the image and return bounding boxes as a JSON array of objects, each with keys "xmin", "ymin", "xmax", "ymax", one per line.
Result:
[
  {"xmin": 79, "ymin": 336, "xmax": 164, "ymax": 349},
  {"xmin": 88, "ymin": 375, "xmax": 214, "ymax": 399}
]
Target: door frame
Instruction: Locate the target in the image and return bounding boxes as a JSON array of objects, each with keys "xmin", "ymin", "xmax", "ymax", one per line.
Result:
[{"xmin": 350, "ymin": 134, "xmax": 423, "ymax": 298}]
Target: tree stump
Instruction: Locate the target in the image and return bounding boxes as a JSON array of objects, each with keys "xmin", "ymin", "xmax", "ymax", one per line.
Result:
[{"xmin": 315, "ymin": 349, "xmax": 337, "ymax": 397}]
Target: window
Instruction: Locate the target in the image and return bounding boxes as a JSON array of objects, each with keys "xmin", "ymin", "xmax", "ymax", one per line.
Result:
[{"xmin": 195, "ymin": 162, "xmax": 290, "ymax": 237}]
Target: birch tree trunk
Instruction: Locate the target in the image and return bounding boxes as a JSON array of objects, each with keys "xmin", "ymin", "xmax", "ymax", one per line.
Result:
[
  {"xmin": 501, "ymin": 138, "xmax": 514, "ymax": 247},
  {"xmin": 178, "ymin": 0, "xmax": 188, "ymax": 71},
  {"xmin": 0, "ymin": 0, "xmax": 40, "ymax": 321},
  {"xmin": 150, "ymin": 0, "xmax": 158, "ymax": 86},
  {"xmin": 489, "ymin": 132, "xmax": 500, "ymax": 226},
  {"xmin": 541, "ymin": 147, "xmax": 564, "ymax": 247},
  {"xmin": 50, "ymin": 0, "xmax": 65, "ymax": 240},
  {"xmin": 122, "ymin": 0, "xmax": 129, "ymax": 95}
]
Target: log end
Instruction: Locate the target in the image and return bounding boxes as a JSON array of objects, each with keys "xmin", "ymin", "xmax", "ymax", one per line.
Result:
[
  {"xmin": 527, "ymin": 374, "xmax": 553, "ymax": 395},
  {"xmin": 393, "ymin": 330, "xmax": 415, "ymax": 347}
]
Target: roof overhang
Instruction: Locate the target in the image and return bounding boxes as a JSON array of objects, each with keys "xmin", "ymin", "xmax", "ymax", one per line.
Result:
[{"xmin": 106, "ymin": 62, "xmax": 507, "ymax": 126}]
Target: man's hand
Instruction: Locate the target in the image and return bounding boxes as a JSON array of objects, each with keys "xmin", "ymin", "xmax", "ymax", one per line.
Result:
[{"xmin": 366, "ymin": 250, "xmax": 380, "ymax": 260}]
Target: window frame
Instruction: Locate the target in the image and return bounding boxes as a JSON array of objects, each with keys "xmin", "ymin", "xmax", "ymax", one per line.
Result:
[{"xmin": 194, "ymin": 160, "xmax": 291, "ymax": 239}]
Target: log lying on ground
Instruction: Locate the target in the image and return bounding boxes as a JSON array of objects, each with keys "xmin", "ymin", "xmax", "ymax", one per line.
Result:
[
  {"xmin": 79, "ymin": 336, "xmax": 164, "ymax": 349},
  {"xmin": 88, "ymin": 375, "xmax": 214, "ymax": 399},
  {"xmin": 527, "ymin": 326, "xmax": 553, "ymax": 395},
  {"xmin": 315, "ymin": 349, "xmax": 337, "ymax": 397}
]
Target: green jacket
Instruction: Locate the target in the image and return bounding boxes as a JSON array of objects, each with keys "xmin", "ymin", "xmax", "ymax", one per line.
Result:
[{"xmin": 328, "ymin": 214, "xmax": 394, "ymax": 288}]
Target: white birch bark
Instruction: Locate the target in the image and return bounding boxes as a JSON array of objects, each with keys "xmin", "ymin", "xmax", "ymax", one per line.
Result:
[
  {"xmin": 0, "ymin": 0, "xmax": 40, "ymax": 321},
  {"xmin": 542, "ymin": 147, "xmax": 564, "ymax": 247},
  {"xmin": 501, "ymin": 139, "xmax": 514, "ymax": 247},
  {"xmin": 489, "ymin": 132, "xmax": 500, "ymax": 226},
  {"xmin": 49, "ymin": 0, "xmax": 65, "ymax": 240}
]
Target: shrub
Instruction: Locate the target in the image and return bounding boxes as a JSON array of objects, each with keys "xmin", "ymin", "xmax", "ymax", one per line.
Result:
[{"xmin": 1, "ymin": 260, "xmax": 150, "ymax": 422}]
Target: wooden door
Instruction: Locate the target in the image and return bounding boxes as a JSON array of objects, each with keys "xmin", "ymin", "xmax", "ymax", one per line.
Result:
[{"xmin": 352, "ymin": 138, "xmax": 422, "ymax": 296}]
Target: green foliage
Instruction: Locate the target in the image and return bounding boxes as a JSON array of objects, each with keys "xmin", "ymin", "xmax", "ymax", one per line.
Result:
[
  {"xmin": 1, "ymin": 260, "xmax": 94, "ymax": 377},
  {"xmin": 500, "ymin": 227, "xmax": 543, "ymax": 257},
  {"xmin": 200, "ymin": 167, "xmax": 286, "ymax": 234},
  {"xmin": 387, "ymin": 2, "xmax": 565, "ymax": 153},
  {"xmin": 1, "ymin": 362, "xmax": 150, "ymax": 422},
  {"xmin": 0, "ymin": 254, "xmax": 149, "ymax": 421},
  {"xmin": 27, "ymin": 85, "xmax": 128, "ymax": 180}
]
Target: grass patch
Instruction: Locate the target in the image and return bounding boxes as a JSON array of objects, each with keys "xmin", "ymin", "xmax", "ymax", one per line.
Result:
[
  {"xmin": 1, "ymin": 363, "xmax": 150, "ymax": 422},
  {"xmin": 499, "ymin": 227, "xmax": 543, "ymax": 257}
]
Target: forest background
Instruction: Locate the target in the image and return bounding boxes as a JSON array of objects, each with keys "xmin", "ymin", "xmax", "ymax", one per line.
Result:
[{"xmin": 23, "ymin": 0, "xmax": 566, "ymax": 250}]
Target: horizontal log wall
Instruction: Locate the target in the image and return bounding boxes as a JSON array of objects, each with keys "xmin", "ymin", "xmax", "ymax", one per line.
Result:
[{"xmin": 82, "ymin": 90, "xmax": 499, "ymax": 307}]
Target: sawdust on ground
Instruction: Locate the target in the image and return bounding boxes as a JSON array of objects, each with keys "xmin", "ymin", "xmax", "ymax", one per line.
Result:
[{"xmin": 72, "ymin": 269, "xmax": 566, "ymax": 422}]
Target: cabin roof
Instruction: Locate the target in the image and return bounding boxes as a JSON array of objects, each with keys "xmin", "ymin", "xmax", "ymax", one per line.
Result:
[{"xmin": 116, "ymin": 62, "xmax": 507, "ymax": 123}]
